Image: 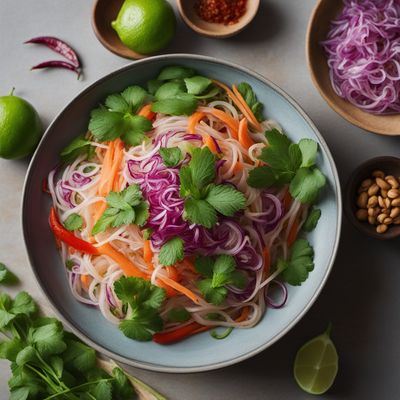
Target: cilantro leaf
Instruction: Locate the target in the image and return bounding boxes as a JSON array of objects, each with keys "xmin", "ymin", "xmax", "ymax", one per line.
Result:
[
  {"xmin": 0, "ymin": 309, "xmax": 15, "ymax": 328},
  {"xmin": 16, "ymin": 346, "xmax": 37, "ymax": 366},
  {"xmin": 147, "ymin": 79, "xmax": 163, "ymax": 95},
  {"xmin": 184, "ymin": 76, "xmax": 212, "ymax": 95},
  {"xmin": 10, "ymin": 292, "xmax": 37, "ymax": 316},
  {"xmin": 280, "ymin": 239, "xmax": 314, "ymax": 286},
  {"xmin": 195, "ymin": 254, "xmax": 247, "ymax": 305},
  {"xmin": 112, "ymin": 367, "xmax": 135, "ymax": 399},
  {"xmin": 0, "ymin": 263, "xmax": 18, "ymax": 285},
  {"xmin": 197, "ymin": 280, "xmax": 227, "ymax": 305},
  {"xmin": 303, "ymin": 207, "xmax": 321, "ymax": 232},
  {"xmin": 167, "ymin": 308, "xmax": 191, "ymax": 322},
  {"xmin": 247, "ymin": 166, "xmax": 277, "ymax": 188},
  {"xmin": 189, "ymin": 147, "xmax": 216, "ymax": 188},
  {"xmin": 155, "ymin": 81, "xmax": 186, "ymax": 100},
  {"xmin": 63, "ymin": 213, "xmax": 83, "ymax": 231},
  {"xmin": 237, "ymin": 82, "xmax": 264, "ymax": 122},
  {"xmin": 151, "ymin": 93, "xmax": 198, "ymax": 116},
  {"xmin": 206, "ymin": 184, "xmax": 246, "ymax": 217},
  {"xmin": 91, "ymin": 380, "xmax": 112, "ymax": 400},
  {"xmin": 299, "ymin": 138, "xmax": 318, "ymax": 168},
  {"xmin": 114, "ymin": 277, "xmax": 166, "ymax": 309},
  {"xmin": 289, "ymin": 167, "xmax": 326, "ymax": 204},
  {"xmin": 63, "ymin": 339, "xmax": 96, "ymax": 372},
  {"xmin": 0, "ymin": 338, "xmax": 23, "ymax": 361},
  {"xmin": 92, "ymin": 185, "xmax": 149, "ymax": 234},
  {"xmin": 30, "ymin": 322, "xmax": 67, "ymax": 357},
  {"xmin": 157, "ymin": 66, "xmax": 195, "ymax": 80},
  {"xmin": 179, "ymin": 166, "xmax": 196, "ymax": 198},
  {"xmin": 158, "ymin": 237, "xmax": 184, "ymax": 266},
  {"xmin": 60, "ymin": 135, "xmax": 93, "ymax": 163},
  {"xmin": 121, "ymin": 115, "xmax": 153, "ymax": 146},
  {"xmin": 184, "ymin": 198, "xmax": 217, "ymax": 228},
  {"xmin": 119, "ymin": 307, "xmax": 163, "ymax": 341},
  {"xmin": 195, "ymin": 86, "xmax": 220, "ymax": 100},
  {"xmin": 89, "ymin": 109, "xmax": 125, "ymax": 142},
  {"xmin": 88, "ymin": 85, "xmax": 152, "ymax": 145},
  {"xmin": 159, "ymin": 147, "xmax": 182, "ymax": 167}
]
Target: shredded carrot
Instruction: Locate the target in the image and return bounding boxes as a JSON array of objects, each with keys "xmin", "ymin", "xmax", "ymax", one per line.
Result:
[
  {"xmin": 232, "ymin": 161, "xmax": 244, "ymax": 174},
  {"xmin": 97, "ymin": 243, "xmax": 148, "ymax": 279},
  {"xmin": 156, "ymin": 274, "xmax": 201, "ymax": 305},
  {"xmin": 80, "ymin": 275, "xmax": 91, "ymax": 290},
  {"xmin": 283, "ymin": 190, "xmax": 292, "ymax": 213},
  {"xmin": 238, "ymin": 118, "xmax": 255, "ymax": 149},
  {"xmin": 236, "ymin": 306, "xmax": 250, "ymax": 322},
  {"xmin": 188, "ymin": 111, "xmax": 206, "ymax": 134},
  {"xmin": 204, "ymin": 134, "xmax": 220, "ymax": 154},
  {"xmin": 263, "ymin": 247, "xmax": 271, "ymax": 275},
  {"xmin": 213, "ymin": 80, "xmax": 262, "ymax": 132},
  {"xmin": 232, "ymin": 84, "xmax": 263, "ymax": 131},
  {"xmin": 138, "ymin": 103, "xmax": 156, "ymax": 121},
  {"xmin": 287, "ymin": 218, "xmax": 299, "ymax": 248},
  {"xmin": 143, "ymin": 240, "xmax": 153, "ymax": 270},
  {"xmin": 199, "ymin": 107, "xmax": 239, "ymax": 140}
]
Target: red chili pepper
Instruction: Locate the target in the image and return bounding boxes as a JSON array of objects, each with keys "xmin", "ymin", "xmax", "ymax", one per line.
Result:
[
  {"xmin": 49, "ymin": 207, "xmax": 99, "ymax": 255},
  {"xmin": 25, "ymin": 36, "xmax": 80, "ymax": 67},
  {"xmin": 153, "ymin": 322, "xmax": 209, "ymax": 344},
  {"xmin": 31, "ymin": 61, "xmax": 81, "ymax": 78}
]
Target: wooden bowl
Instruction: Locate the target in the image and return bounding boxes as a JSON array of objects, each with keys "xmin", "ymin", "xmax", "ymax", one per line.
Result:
[
  {"xmin": 306, "ymin": 0, "xmax": 400, "ymax": 136},
  {"xmin": 91, "ymin": 0, "xmax": 145, "ymax": 60},
  {"xmin": 345, "ymin": 157, "xmax": 400, "ymax": 240},
  {"xmin": 177, "ymin": 0, "xmax": 260, "ymax": 38}
]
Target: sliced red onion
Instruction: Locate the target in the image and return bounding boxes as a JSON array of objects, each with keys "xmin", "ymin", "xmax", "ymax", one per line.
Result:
[
  {"xmin": 210, "ymin": 136, "xmax": 222, "ymax": 153},
  {"xmin": 71, "ymin": 172, "xmax": 91, "ymax": 186},
  {"xmin": 266, "ymin": 280, "xmax": 288, "ymax": 309},
  {"xmin": 322, "ymin": 0, "xmax": 400, "ymax": 114},
  {"xmin": 235, "ymin": 244, "xmax": 263, "ymax": 271},
  {"xmin": 105, "ymin": 285, "xmax": 117, "ymax": 308},
  {"xmin": 183, "ymin": 134, "xmax": 203, "ymax": 141}
]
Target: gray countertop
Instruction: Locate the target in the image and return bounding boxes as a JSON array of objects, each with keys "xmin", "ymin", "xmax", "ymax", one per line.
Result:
[{"xmin": 1, "ymin": 0, "xmax": 399, "ymax": 399}]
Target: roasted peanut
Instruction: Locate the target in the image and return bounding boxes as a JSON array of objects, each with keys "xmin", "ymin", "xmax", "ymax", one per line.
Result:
[
  {"xmin": 376, "ymin": 177, "xmax": 390, "ymax": 190},
  {"xmin": 361, "ymin": 178, "xmax": 373, "ymax": 188},
  {"xmin": 390, "ymin": 207, "xmax": 400, "ymax": 218},
  {"xmin": 377, "ymin": 213, "xmax": 388, "ymax": 224},
  {"xmin": 376, "ymin": 224, "xmax": 388, "ymax": 233},
  {"xmin": 391, "ymin": 198, "xmax": 400, "ymax": 207},
  {"xmin": 357, "ymin": 192, "xmax": 368, "ymax": 208},
  {"xmin": 367, "ymin": 184, "xmax": 379, "ymax": 196},
  {"xmin": 384, "ymin": 217, "xmax": 393, "ymax": 224},
  {"xmin": 368, "ymin": 216, "xmax": 377, "ymax": 225},
  {"xmin": 367, "ymin": 195, "xmax": 378, "ymax": 207},
  {"xmin": 393, "ymin": 217, "xmax": 400, "ymax": 225},
  {"xmin": 385, "ymin": 198, "xmax": 391, "ymax": 208},
  {"xmin": 378, "ymin": 196, "xmax": 385, "ymax": 208},
  {"xmin": 368, "ymin": 207, "xmax": 379, "ymax": 217},
  {"xmin": 372, "ymin": 170, "xmax": 385, "ymax": 178},
  {"xmin": 387, "ymin": 189, "xmax": 400, "ymax": 199},
  {"xmin": 386, "ymin": 176, "xmax": 399, "ymax": 189},
  {"xmin": 356, "ymin": 209, "xmax": 368, "ymax": 221}
]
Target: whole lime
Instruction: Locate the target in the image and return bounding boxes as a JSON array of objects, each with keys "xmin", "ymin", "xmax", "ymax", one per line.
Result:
[
  {"xmin": 0, "ymin": 90, "xmax": 42, "ymax": 159},
  {"xmin": 111, "ymin": 0, "xmax": 176, "ymax": 55}
]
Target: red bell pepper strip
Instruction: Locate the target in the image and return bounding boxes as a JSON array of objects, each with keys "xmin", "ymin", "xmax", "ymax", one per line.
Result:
[
  {"xmin": 153, "ymin": 321, "xmax": 209, "ymax": 345},
  {"xmin": 49, "ymin": 207, "xmax": 99, "ymax": 255}
]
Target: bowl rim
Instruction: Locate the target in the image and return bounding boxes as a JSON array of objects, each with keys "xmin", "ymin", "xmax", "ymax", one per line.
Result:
[
  {"xmin": 305, "ymin": 0, "xmax": 400, "ymax": 137},
  {"xmin": 22, "ymin": 53, "xmax": 342, "ymax": 373},
  {"xmin": 176, "ymin": 0, "xmax": 260, "ymax": 38}
]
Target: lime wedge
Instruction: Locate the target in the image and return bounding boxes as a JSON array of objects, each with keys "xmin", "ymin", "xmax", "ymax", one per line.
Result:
[{"xmin": 294, "ymin": 324, "xmax": 339, "ymax": 395}]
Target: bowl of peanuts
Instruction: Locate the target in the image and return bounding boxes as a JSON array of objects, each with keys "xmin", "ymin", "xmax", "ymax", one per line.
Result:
[{"xmin": 346, "ymin": 156, "xmax": 400, "ymax": 239}]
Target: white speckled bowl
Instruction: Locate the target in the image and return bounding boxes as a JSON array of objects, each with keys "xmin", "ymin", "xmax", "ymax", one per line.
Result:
[{"xmin": 22, "ymin": 54, "xmax": 342, "ymax": 373}]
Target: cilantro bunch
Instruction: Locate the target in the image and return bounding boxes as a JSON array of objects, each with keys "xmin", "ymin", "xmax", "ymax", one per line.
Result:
[
  {"xmin": 195, "ymin": 255, "xmax": 247, "ymax": 305},
  {"xmin": 248, "ymin": 129, "xmax": 326, "ymax": 204},
  {"xmin": 92, "ymin": 184, "xmax": 149, "ymax": 235},
  {"xmin": 180, "ymin": 147, "xmax": 246, "ymax": 229},
  {"xmin": 114, "ymin": 277, "xmax": 166, "ymax": 341},
  {"xmin": 88, "ymin": 85, "xmax": 153, "ymax": 146},
  {"xmin": 0, "ymin": 291, "xmax": 136, "ymax": 399}
]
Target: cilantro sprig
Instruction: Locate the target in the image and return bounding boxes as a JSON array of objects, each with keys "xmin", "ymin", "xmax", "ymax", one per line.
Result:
[
  {"xmin": 114, "ymin": 277, "xmax": 166, "ymax": 341},
  {"xmin": 158, "ymin": 237, "xmax": 184, "ymax": 266},
  {"xmin": 248, "ymin": 129, "xmax": 326, "ymax": 204},
  {"xmin": 60, "ymin": 134, "xmax": 95, "ymax": 163},
  {"xmin": 0, "ymin": 291, "xmax": 137, "ymax": 399},
  {"xmin": 195, "ymin": 255, "xmax": 247, "ymax": 305},
  {"xmin": 159, "ymin": 146, "xmax": 182, "ymax": 167},
  {"xmin": 64, "ymin": 213, "xmax": 83, "ymax": 231},
  {"xmin": 92, "ymin": 184, "xmax": 149, "ymax": 235},
  {"xmin": 180, "ymin": 147, "xmax": 246, "ymax": 228},
  {"xmin": 0, "ymin": 263, "xmax": 18, "ymax": 285},
  {"xmin": 237, "ymin": 82, "xmax": 264, "ymax": 122},
  {"xmin": 88, "ymin": 85, "xmax": 153, "ymax": 145},
  {"xmin": 276, "ymin": 239, "xmax": 314, "ymax": 286}
]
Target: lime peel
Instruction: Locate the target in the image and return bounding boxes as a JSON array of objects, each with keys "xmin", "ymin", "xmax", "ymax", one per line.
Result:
[{"xmin": 293, "ymin": 323, "xmax": 339, "ymax": 395}]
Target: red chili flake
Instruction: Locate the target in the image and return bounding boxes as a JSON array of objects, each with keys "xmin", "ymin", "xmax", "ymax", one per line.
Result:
[{"xmin": 195, "ymin": 0, "xmax": 248, "ymax": 25}]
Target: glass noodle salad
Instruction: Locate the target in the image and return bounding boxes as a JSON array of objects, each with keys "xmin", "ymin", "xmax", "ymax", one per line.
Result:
[{"xmin": 48, "ymin": 66, "xmax": 326, "ymax": 344}]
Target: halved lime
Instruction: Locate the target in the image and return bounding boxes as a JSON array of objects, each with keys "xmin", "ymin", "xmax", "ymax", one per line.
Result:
[{"xmin": 294, "ymin": 324, "xmax": 339, "ymax": 395}]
